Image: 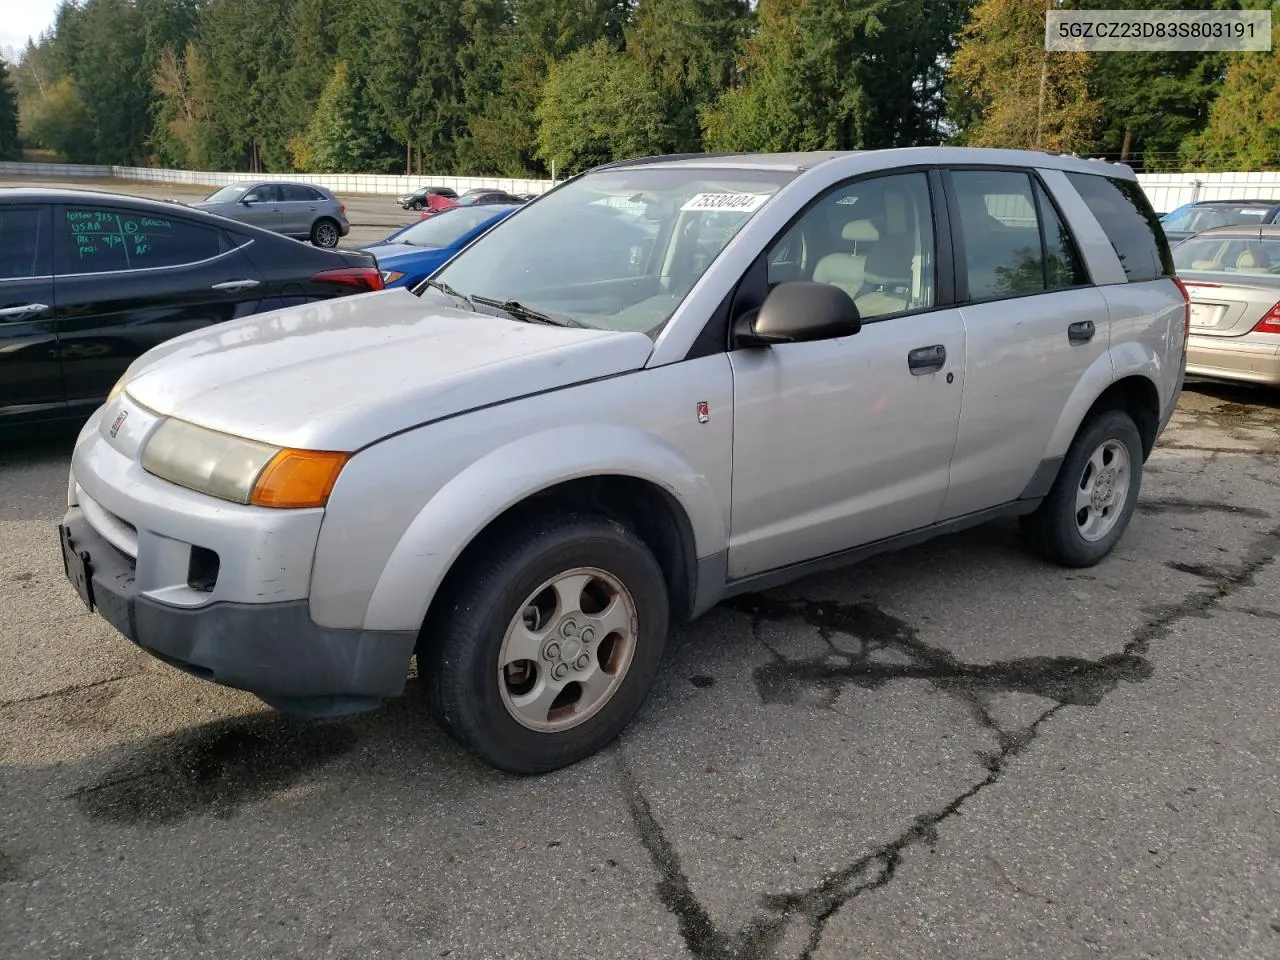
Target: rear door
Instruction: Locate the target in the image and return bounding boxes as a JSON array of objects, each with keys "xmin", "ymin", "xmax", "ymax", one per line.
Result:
[
  {"xmin": 0, "ymin": 204, "xmax": 63, "ymax": 427},
  {"xmin": 937, "ymin": 167, "xmax": 1110, "ymax": 520},
  {"xmin": 279, "ymin": 184, "xmax": 321, "ymax": 238},
  {"xmin": 52, "ymin": 201, "xmax": 267, "ymax": 413}
]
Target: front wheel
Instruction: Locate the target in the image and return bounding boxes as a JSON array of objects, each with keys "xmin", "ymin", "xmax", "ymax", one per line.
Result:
[
  {"xmin": 310, "ymin": 218, "xmax": 340, "ymax": 248},
  {"xmin": 421, "ymin": 513, "xmax": 670, "ymax": 774},
  {"xmin": 1020, "ymin": 408, "xmax": 1144, "ymax": 567}
]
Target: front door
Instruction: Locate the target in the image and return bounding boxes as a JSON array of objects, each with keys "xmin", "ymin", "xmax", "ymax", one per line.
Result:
[
  {"xmin": 0, "ymin": 204, "xmax": 63, "ymax": 428},
  {"xmin": 236, "ymin": 183, "xmax": 284, "ymax": 232},
  {"xmin": 728, "ymin": 170, "xmax": 967, "ymax": 579},
  {"xmin": 52, "ymin": 201, "xmax": 267, "ymax": 415}
]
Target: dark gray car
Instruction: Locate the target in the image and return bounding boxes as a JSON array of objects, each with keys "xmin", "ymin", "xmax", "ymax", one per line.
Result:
[{"xmin": 191, "ymin": 181, "xmax": 352, "ymax": 248}]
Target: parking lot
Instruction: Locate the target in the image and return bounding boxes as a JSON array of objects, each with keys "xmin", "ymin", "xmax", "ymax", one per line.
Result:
[
  {"xmin": 2, "ymin": 375, "xmax": 1278, "ymax": 958},
  {"xmin": 1, "ymin": 175, "xmax": 417, "ymax": 249}
]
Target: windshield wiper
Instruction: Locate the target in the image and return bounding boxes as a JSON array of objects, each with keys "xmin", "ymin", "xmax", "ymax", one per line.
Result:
[
  {"xmin": 469, "ymin": 294, "xmax": 582, "ymax": 327},
  {"xmin": 419, "ymin": 277, "xmax": 473, "ymax": 306}
]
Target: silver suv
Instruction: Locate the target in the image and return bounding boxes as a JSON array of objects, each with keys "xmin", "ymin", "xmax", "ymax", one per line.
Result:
[
  {"xmin": 60, "ymin": 148, "xmax": 1187, "ymax": 774},
  {"xmin": 192, "ymin": 181, "xmax": 351, "ymax": 248}
]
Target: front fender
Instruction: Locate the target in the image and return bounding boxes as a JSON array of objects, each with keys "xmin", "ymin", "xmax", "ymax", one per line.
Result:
[{"xmin": 361, "ymin": 425, "xmax": 727, "ymax": 633}]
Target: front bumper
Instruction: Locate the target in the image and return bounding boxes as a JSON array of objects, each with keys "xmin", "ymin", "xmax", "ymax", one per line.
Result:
[
  {"xmin": 1187, "ymin": 336, "xmax": 1280, "ymax": 386},
  {"xmin": 62, "ymin": 400, "xmax": 415, "ymax": 716},
  {"xmin": 60, "ymin": 509, "xmax": 416, "ymax": 715}
]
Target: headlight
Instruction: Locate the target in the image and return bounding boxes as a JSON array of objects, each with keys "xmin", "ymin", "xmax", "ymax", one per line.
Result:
[
  {"xmin": 141, "ymin": 418, "xmax": 349, "ymax": 509},
  {"xmin": 380, "ymin": 269, "xmax": 405, "ymax": 284},
  {"xmin": 106, "ymin": 376, "xmax": 126, "ymax": 406}
]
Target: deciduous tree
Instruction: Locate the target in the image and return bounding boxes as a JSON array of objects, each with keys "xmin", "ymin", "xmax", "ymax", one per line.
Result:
[{"xmin": 947, "ymin": 0, "xmax": 1098, "ymax": 153}]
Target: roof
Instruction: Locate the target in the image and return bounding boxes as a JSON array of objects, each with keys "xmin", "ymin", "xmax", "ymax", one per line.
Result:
[
  {"xmin": 587, "ymin": 147, "xmax": 1136, "ymax": 178},
  {"xmin": 0, "ymin": 186, "xmax": 196, "ymax": 210},
  {"xmin": 1180, "ymin": 198, "xmax": 1280, "ymax": 206}
]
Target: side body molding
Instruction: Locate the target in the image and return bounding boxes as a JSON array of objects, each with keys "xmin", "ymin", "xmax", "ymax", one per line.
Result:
[{"xmin": 361, "ymin": 425, "xmax": 728, "ymax": 633}]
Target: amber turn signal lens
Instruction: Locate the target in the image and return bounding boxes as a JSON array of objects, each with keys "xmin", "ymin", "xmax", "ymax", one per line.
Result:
[{"xmin": 249, "ymin": 449, "xmax": 350, "ymax": 508}]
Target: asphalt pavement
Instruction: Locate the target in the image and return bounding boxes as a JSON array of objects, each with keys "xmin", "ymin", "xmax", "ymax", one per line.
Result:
[{"xmin": 3, "ymin": 380, "xmax": 1279, "ymax": 960}]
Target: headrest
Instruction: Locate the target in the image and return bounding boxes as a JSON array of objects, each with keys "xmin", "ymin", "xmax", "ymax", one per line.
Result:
[
  {"xmin": 1237, "ymin": 248, "xmax": 1270, "ymax": 269},
  {"xmin": 842, "ymin": 219, "xmax": 879, "ymax": 242}
]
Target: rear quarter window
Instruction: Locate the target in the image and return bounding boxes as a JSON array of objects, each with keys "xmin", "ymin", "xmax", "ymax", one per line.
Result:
[{"xmin": 1065, "ymin": 171, "xmax": 1174, "ymax": 282}]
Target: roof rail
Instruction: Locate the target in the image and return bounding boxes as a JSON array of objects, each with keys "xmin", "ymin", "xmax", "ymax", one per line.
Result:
[{"xmin": 586, "ymin": 152, "xmax": 751, "ymax": 174}]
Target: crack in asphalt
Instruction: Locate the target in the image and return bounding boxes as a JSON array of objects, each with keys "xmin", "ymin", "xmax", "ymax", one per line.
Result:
[{"xmin": 621, "ymin": 524, "xmax": 1280, "ymax": 960}]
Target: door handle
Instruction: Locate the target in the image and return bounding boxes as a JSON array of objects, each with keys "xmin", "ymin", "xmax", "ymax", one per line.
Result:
[
  {"xmin": 907, "ymin": 344, "xmax": 947, "ymax": 374},
  {"xmin": 211, "ymin": 280, "xmax": 261, "ymax": 292},
  {"xmin": 0, "ymin": 303, "xmax": 50, "ymax": 321},
  {"xmin": 1068, "ymin": 320, "xmax": 1096, "ymax": 344}
]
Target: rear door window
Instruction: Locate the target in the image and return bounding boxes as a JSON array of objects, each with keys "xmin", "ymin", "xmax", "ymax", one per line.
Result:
[
  {"xmin": 57, "ymin": 207, "xmax": 226, "ymax": 274},
  {"xmin": 0, "ymin": 207, "xmax": 48, "ymax": 278},
  {"xmin": 1065, "ymin": 171, "xmax": 1173, "ymax": 282}
]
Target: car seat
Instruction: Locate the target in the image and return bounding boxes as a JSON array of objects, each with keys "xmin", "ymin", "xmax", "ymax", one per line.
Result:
[{"xmin": 813, "ymin": 219, "xmax": 879, "ymax": 299}]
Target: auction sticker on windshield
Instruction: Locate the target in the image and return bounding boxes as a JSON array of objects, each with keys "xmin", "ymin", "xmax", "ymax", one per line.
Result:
[{"xmin": 681, "ymin": 193, "xmax": 770, "ymax": 213}]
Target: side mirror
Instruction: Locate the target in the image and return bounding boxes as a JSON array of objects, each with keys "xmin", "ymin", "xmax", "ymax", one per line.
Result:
[
  {"xmin": 733, "ymin": 281, "xmax": 861, "ymax": 348},
  {"xmin": 240, "ymin": 196, "xmax": 255, "ymax": 205}
]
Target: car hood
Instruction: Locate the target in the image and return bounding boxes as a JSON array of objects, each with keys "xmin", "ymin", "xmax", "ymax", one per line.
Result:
[{"xmin": 120, "ymin": 289, "xmax": 654, "ymax": 451}]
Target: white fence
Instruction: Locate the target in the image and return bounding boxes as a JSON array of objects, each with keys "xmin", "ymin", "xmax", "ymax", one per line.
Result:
[
  {"xmin": 0, "ymin": 161, "xmax": 555, "ymax": 196},
  {"xmin": 7, "ymin": 160, "xmax": 1280, "ymax": 210},
  {"xmin": 1134, "ymin": 173, "xmax": 1280, "ymax": 214}
]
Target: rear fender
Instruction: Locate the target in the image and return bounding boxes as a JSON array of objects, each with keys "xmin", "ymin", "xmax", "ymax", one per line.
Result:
[{"xmin": 361, "ymin": 425, "xmax": 726, "ymax": 632}]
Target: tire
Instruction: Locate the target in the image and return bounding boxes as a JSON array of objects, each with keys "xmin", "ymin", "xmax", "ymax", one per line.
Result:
[
  {"xmin": 412, "ymin": 200, "xmax": 424, "ymax": 211},
  {"xmin": 420, "ymin": 512, "xmax": 670, "ymax": 774},
  {"xmin": 310, "ymin": 218, "xmax": 340, "ymax": 248},
  {"xmin": 1020, "ymin": 408, "xmax": 1144, "ymax": 568}
]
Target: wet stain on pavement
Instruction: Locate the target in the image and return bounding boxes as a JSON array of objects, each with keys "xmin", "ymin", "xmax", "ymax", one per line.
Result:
[
  {"xmin": 1137, "ymin": 498, "xmax": 1271, "ymax": 519},
  {"xmin": 688, "ymin": 675, "xmax": 716, "ymax": 689},
  {"xmin": 72, "ymin": 713, "xmax": 358, "ymax": 824},
  {"xmin": 734, "ymin": 595, "xmax": 1152, "ymax": 712},
  {"xmin": 0, "ymin": 848, "xmax": 19, "ymax": 882}
]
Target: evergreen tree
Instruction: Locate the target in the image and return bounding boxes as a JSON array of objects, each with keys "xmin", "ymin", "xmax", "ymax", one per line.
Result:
[
  {"xmin": 1180, "ymin": 25, "xmax": 1280, "ymax": 171},
  {"xmin": 0, "ymin": 57, "xmax": 20, "ymax": 161},
  {"xmin": 303, "ymin": 61, "xmax": 378, "ymax": 172},
  {"xmin": 536, "ymin": 39, "xmax": 668, "ymax": 173},
  {"xmin": 625, "ymin": 0, "xmax": 750, "ymax": 153}
]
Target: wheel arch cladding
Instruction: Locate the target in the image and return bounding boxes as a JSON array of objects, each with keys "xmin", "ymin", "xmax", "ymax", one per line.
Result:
[
  {"xmin": 1085, "ymin": 375, "xmax": 1162, "ymax": 459},
  {"xmin": 360, "ymin": 426, "xmax": 724, "ymax": 634},
  {"xmin": 422, "ymin": 475, "xmax": 699, "ymax": 646}
]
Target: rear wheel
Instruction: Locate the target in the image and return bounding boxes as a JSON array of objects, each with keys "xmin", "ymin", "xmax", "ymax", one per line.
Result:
[
  {"xmin": 1020, "ymin": 408, "xmax": 1144, "ymax": 567},
  {"xmin": 421, "ymin": 513, "xmax": 670, "ymax": 774},
  {"xmin": 311, "ymin": 218, "xmax": 340, "ymax": 248}
]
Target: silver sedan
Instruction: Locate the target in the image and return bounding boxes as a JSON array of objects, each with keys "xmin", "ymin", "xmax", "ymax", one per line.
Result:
[{"xmin": 1173, "ymin": 225, "xmax": 1280, "ymax": 387}]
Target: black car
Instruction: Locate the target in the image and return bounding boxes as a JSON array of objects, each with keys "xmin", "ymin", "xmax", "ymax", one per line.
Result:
[
  {"xmin": 0, "ymin": 187, "xmax": 383, "ymax": 437},
  {"xmin": 1159, "ymin": 199, "xmax": 1280, "ymax": 245},
  {"xmin": 395, "ymin": 185, "xmax": 459, "ymax": 211}
]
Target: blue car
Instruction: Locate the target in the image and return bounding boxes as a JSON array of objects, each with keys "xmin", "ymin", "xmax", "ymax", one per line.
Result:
[{"xmin": 364, "ymin": 205, "xmax": 519, "ymax": 288}]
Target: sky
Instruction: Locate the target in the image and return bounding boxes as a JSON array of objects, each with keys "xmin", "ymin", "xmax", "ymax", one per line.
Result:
[{"xmin": 0, "ymin": 0, "xmax": 60, "ymax": 60}]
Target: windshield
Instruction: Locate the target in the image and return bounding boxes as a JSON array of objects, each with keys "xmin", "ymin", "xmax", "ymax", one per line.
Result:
[
  {"xmin": 1161, "ymin": 203, "xmax": 1273, "ymax": 233},
  {"xmin": 1172, "ymin": 236, "xmax": 1280, "ymax": 276},
  {"xmin": 204, "ymin": 184, "xmax": 248, "ymax": 203},
  {"xmin": 431, "ymin": 167, "xmax": 795, "ymax": 335},
  {"xmin": 392, "ymin": 207, "xmax": 508, "ymax": 248}
]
